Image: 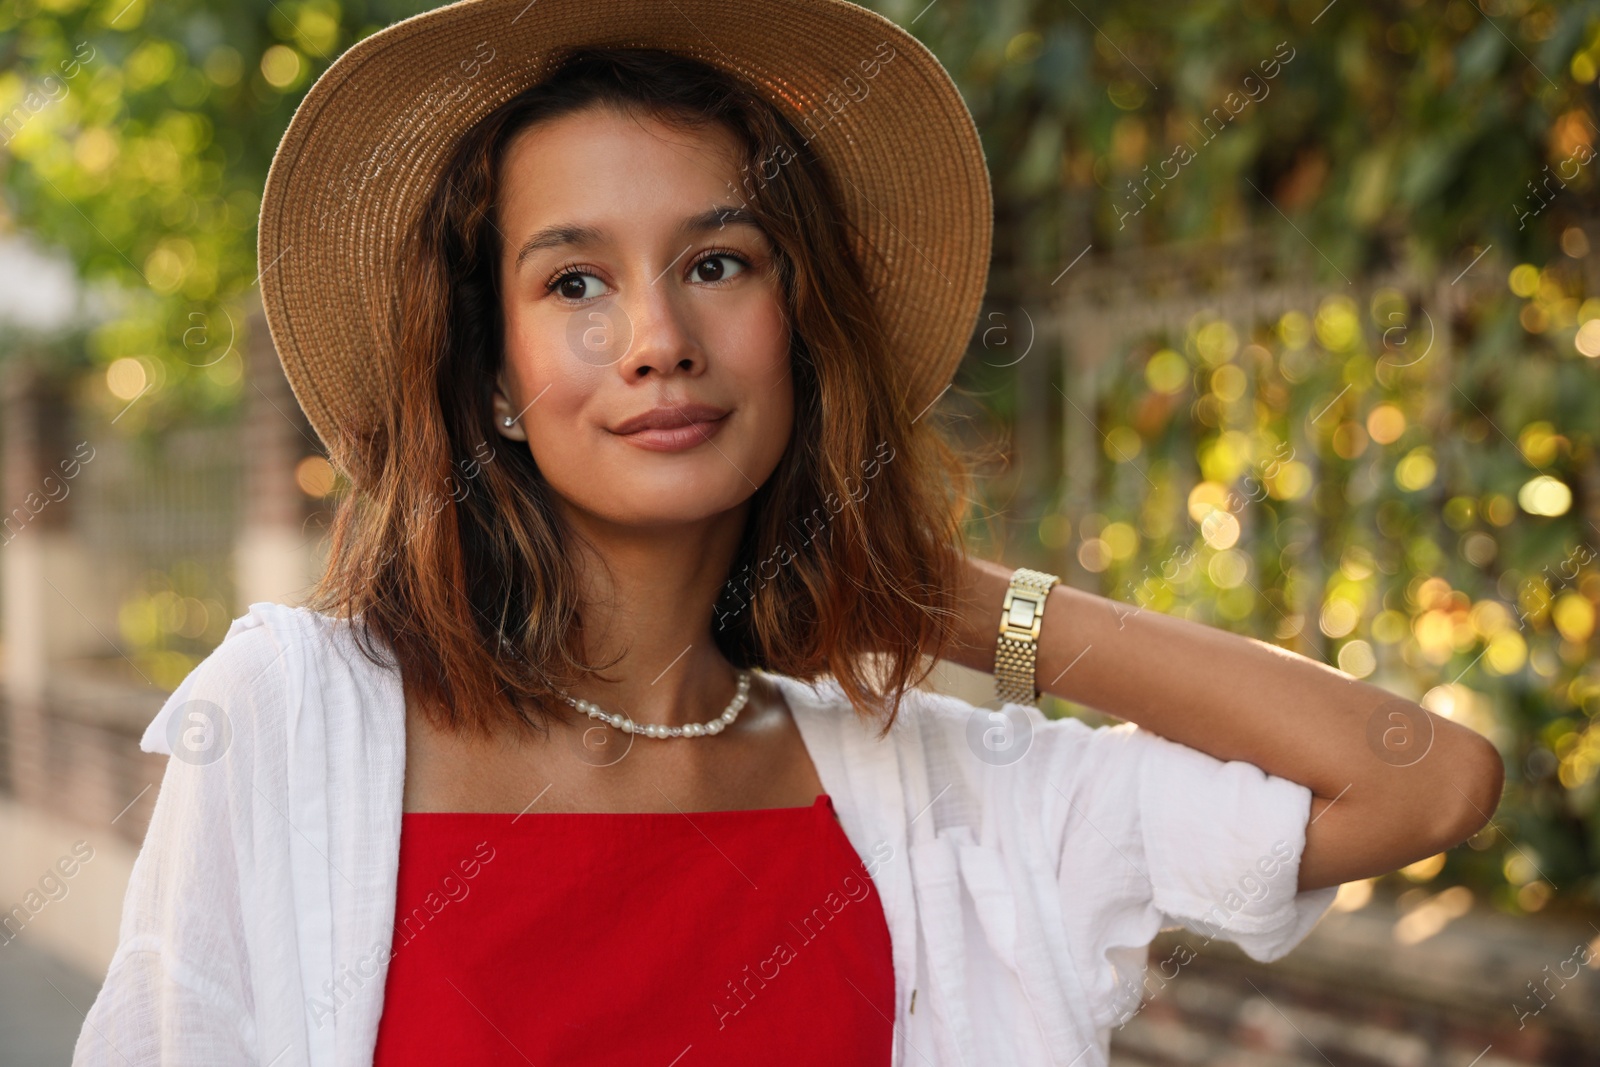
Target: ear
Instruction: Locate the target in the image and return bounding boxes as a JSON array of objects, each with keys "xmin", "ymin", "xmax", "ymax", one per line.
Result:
[{"xmin": 490, "ymin": 376, "xmax": 530, "ymax": 442}]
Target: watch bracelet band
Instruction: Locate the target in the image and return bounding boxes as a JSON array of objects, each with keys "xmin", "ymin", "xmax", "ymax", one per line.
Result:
[
  {"xmin": 994, "ymin": 567, "xmax": 1061, "ymax": 706},
  {"xmin": 994, "ymin": 632, "xmax": 1041, "ymax": 705}
]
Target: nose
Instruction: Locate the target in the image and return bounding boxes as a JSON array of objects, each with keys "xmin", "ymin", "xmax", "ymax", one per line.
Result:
[{"xmin": 613, "ymin": 273, "xmax": 705, "ymax": 383}]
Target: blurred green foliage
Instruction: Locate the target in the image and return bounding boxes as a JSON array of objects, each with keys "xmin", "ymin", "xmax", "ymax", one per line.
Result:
[
  {"xmin": 0, "ymin": 0, "xmax": 415, "ymax": 429},
  {"xmin": 901, "ymin": 0, "xmax": 1600, "ymax": 913},
  {"xmin": 1, "ymin": 0, "xmax": 1597, "ymax": 911}
]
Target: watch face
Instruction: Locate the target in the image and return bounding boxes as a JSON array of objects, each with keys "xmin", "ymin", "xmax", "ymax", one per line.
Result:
[{"xmin": 1006, "ymin": 599, "xmax": 1038, "ymax": 628}]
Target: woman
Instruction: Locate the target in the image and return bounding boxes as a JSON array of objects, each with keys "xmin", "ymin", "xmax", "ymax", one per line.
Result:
[{"xmin": 73, "ymin": 2, "xmax": 1504, "ymax": 1065}]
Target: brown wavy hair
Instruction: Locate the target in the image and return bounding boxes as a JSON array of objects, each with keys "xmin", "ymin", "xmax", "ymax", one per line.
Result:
[{"xmin": 306, "ymin": 47, "xmax": 978, "ymax": 740}]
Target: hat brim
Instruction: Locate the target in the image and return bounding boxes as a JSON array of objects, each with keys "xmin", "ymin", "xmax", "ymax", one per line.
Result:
[{"xmin": 257, "ymin": 0, "xmax": 993, "ymax": 470}]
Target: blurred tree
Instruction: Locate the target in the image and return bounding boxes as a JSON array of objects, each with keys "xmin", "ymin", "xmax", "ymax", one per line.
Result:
[{"xmin": 0, "ymin": 0, "xmax": 416, "ymax": 433}]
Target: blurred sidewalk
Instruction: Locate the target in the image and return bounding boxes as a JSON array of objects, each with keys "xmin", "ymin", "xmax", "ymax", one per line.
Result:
[
  {"xmin": 1112, "ymin": 882, "xmax": 1600, "ymax": 1066},
  {"xmin": 0, "ymin": 937, "xmax": 99, "ymax": 1066},
  {"xmin": 0, "ymin": 796, "xmax": 134, "ymax": 1067}
]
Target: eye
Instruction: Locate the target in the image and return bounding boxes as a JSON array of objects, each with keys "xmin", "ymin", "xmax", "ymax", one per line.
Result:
[
  {"xmin": 691, "ymin": 250, "xmax": 750, "ymax": 284},
  {"xmin": 544, "ymin": 250, "xmax": 751, "ymax": 304},
  {"xmin": 545, "ymin": 266, "xmax": 609, "ymax": 303}
]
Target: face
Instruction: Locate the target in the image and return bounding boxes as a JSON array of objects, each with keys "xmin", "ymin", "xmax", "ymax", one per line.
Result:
[{"xmin": 490, "ymin": 104, "xmax": 794, "ymax": 534}]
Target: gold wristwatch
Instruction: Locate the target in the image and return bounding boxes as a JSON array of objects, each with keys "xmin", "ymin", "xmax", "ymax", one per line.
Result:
[{"xmin": 994, "ymin": 567, "xmax": 1061, "ymax": 707}]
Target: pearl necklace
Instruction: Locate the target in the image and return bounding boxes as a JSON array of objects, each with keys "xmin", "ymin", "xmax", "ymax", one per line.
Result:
[{"xmin": 562, "ymin": 670, "xmax": 752, "ymax": 739}]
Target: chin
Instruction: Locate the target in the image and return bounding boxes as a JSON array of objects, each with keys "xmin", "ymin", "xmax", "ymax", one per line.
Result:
[{"xmin": 569, "ymin": 473, "xmax": 757, "ymax": 529}]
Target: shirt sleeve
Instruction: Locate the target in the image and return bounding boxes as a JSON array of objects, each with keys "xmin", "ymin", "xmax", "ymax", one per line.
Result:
[
  {"xmin": 71, "ymin": 610, "xmax": 292, "ymax": 1065},
  {"xmin": 1039, "ymin": 714, "xmax": 1340, "ymax": 1032}
]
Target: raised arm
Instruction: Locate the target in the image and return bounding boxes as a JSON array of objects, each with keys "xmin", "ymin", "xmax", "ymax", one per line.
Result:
[{"xmin": 943, "ymin": 557, "xmax": 1506, "ymax": 893}]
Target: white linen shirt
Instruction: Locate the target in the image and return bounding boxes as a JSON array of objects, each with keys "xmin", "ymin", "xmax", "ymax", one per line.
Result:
[{"xmin": 73, "ymin": 601, "xmax": 1339, "ymax": 1067}]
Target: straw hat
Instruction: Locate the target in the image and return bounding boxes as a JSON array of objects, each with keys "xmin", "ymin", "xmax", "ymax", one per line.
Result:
[{"xmin": 257, "ymin": 0, "xmax": 993, "ymax": 475}]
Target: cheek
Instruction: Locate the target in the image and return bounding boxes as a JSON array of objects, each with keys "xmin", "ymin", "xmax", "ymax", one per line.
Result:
[
  {"xmin": 722, "ymin": 310, "xmax": 792, "ymax": 439},
  {"xmin": 501, "ymin": 340, "xmax": 606, "ymax": 471},
  {"xmin": 521, "ymin": 392, "xmax": 608, "ymax": 508},
  {"xmin": 743, "ymin": 356, "xmax": 795, "ymax": 468},
  {"xmin": 502, "ymin": 307, "xmax": 607, "ymax": 404},
  {"xmin": 520, "ymin": 375, "xmax": 596, "ymax": 462},
  {"xmin": 719, "ymin": 294, "xmax": 791, "ymax": 390},
  {"xmin": 524, "ymin": 397, "xmax": 583, "ymax": 456},
  {"xmin": 750, "ymin": 290, "xmax": 791, "ymax": 357},
  {"xmin": 749, "ymin": 307, "xmax": 795, "ymax": 446}
]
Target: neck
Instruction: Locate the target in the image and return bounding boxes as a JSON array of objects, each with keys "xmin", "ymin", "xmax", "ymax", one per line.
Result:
[{"xmin": 559, "ymin": 502, "xmax": 749, "ymax": 728}]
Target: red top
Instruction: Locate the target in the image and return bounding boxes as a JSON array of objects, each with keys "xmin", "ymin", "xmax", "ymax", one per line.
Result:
[{"xmin": 372, "ymin": 793, "xmax": 894, "ymax": 1065}]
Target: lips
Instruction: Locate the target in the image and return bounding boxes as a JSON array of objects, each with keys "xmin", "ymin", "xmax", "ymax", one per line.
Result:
[{"xmin": 610, "ymin": 402, "xmax": 730, "ymax": 436}]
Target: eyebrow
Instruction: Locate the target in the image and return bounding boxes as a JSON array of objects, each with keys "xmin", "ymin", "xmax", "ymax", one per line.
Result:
[{"xmin": 513, "ymin": 205, "xmax": 762, "ymax": 270}]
